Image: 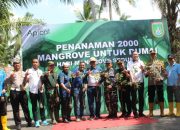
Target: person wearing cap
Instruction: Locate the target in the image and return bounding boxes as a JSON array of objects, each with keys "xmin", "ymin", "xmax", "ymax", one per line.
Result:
[
  {"xmin": 115, "ymin": 59, "xmax": 131, "ymax": 118},
  {"xmin": 71, "ymin": 61, "xmax": 86, "ymax": 121},
  {"xmin": 165, "ymin": 54, "xmax": 180, "ymax": 117},
  {"xmin": 24, "ymin": 59, "xmax": 49, "ymax": 127},
  {"xmin": 84, "ymin": 57, "xmax": 102, "ymax": 120},
  {"xmin": 41, "ymin": 61, "xmax": 60, "ymax": 124},
  {"xmin": 145, "ymin": 50, "xmax": 165, "ymax": 117},
  {"xmin": 0, "ymin": 67, "xmax": 10, "ymax": 130},
  {"xmin": 58, "ymin": 62, "xmax": 73, "ymax": 123},
  {"xmin": 99, "ymin": 59, "xmax": 118, "ymax": 118},
  {"xmin": 127, "ymin": 51, "xmax": 145, "ymax": 118},
  {"xmin": 6, "ymin": 58, "xmax": 32, "ymax": 130}
]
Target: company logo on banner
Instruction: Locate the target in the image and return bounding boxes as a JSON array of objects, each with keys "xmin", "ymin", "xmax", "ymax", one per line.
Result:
[
  {"xmin": 22, "ymin": 20, "xmax": 170, "ymax": 71},
  {"xmin": 151, "ymin": 22, "xmax": 165, "ymax": 38}
]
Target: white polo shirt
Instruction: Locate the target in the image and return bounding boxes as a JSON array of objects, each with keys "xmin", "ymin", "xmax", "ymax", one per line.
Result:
[
  {"xmin": 127, "ymin": 59, "xmax": 145, "ymax": 83},
  {"xmin": 26, "ymin": 68, "xmax": 43, "ymax": 94}
]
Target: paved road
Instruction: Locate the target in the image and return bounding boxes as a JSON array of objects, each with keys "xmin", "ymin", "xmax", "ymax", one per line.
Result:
[{"xmin": 7, "ymin": 104, "xmax": 180, "ymax": 130}]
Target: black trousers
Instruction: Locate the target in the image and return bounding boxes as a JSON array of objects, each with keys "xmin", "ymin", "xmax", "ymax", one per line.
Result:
[
  {"xmin": 61, "ymin": 95, "xmax": 72, "ymax": 120},
  {"xmin": 119, "ymin": 86, "xmax": 131, "ymax": 115},
  {"xmin": 0, "ymin": 96, "xmax": 7, "ymax": 130},
  {"xmin": 148, "ymin": 85, "xmax": 164, "ymax": 103},
  {"xmin": 46, "ymin": 92, "xmax": 60, "ymax": 122},
  {"xmin": 130, "ymin": 83, "xmax": 144, "ymax": 114},
  {"xmin": 10, "ymin": 90, "xmax": 32, "ymax": 125},
  {"xmin": 29, "ymin": 92, "xmax": 46, "ymax": 122}
]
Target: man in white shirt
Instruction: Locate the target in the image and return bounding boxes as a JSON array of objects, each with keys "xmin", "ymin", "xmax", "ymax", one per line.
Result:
[
  {"xmin": 24, "ymin": 59, "xmax": 49, "ymax": 127},
  {"xmin": 127, "ymin": 51, "xmax": 145, "ymax": 117}
]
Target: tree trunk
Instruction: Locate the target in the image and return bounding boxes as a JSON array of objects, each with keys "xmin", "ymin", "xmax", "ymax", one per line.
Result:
[
  {"xmin": 109, "ymin": 0, "xmax": 112, "ymax": 20},
  {"xmin": 89, "ymin": 0, "xmax": 96, "ymax": 21}
]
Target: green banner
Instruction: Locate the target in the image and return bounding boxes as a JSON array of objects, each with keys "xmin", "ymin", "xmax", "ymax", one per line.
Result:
[{"xmin": 22, "ymin": 19, "xmax": 170, "ymax": 116}]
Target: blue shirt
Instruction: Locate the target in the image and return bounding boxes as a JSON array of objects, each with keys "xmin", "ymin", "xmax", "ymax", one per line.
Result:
[
  {"xmin": 58, "ymin": 71, "xmax": 72, "ymax": 97},
  {"xmin": 166, "ymin": 63, "xmax": 180, "ymax": 86},
  {"xmin": 0, "ymin": 70, "xmax": 6, "ymax": 96},
  {"xmin": 72, "ymin": 69, "xmax": 86, "ymax": 90}
]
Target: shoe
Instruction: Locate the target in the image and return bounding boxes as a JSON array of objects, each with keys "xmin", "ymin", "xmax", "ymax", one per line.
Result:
[
  {"xmin": 88, "ymin": 117, "xmax": 94, "ymax": 121},
  {"xmin": 125, "ymin": 113, "xmax": 131, "ymax": 117},
  {"xmin": 16, "ymin": 124, "xmax": 21, "ymax": 130},
  {"xmin": 106, "ymin": 115, "xmax": 112, "ymax": 118},
  {"xmin": 139, "ymin": 113, "xmax": 146, "ymax": 117},
  {"xmin": 76, "ymin": 118, "xmax": 81, "ymax": 122},
  {"xmin": 63, "ymin": 119, "xmax": 69, "ymax": 123},
  {"xmin": 134, "ymin": 114, "xmax": 139, "ymax": 118},
  {"xmin": 95, "ymin": 116, "xmax": 102, "ymax": 119},
  {"xmin": 42, "ymin": 120, "xmax": 49, "ymax": 126},
  {"xmin": 26, "ymin": 122, "xmax": 32, "ymax": 127},
  {"xmin": 35, "ymin": 121, "xmax": 40, "ymax": 128},
  {"xmin": 119, "ymin": 113, "xmax": 126, "ymax": 118},
  {"xmin": 1, "ymin": 115, "xmax": 10, "ymax": 130},
  {"xmin": 80, "ymin": 117, "xmax": 86, "ymax": 121}
]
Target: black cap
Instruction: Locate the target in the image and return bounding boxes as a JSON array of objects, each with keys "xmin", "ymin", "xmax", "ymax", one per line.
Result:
[
  {"xmin": 105, "ymin": 59, "xmax": 112, "ymax": 64},
  {"xmin": 167, "ymin": 54, "xmax": 175, "ymax": 59},
  {"xmin": 116, "ymin": 59, "xmax": 124, "ymax": 64}
]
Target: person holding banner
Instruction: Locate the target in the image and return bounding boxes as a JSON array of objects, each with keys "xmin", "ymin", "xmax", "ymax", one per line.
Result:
[
  {"xmin": 58, "ymin": 63, "xmax": 72, "ymax": 123},
  {"xmin": 41, "ymin": 61, "xmax": 60, "ymax": 124},
  {"xmin": 0, "ymin": 67, "xmax": 10, "ymax": 130},
  {"xmin": 115, "ymin": 59, "xmax": 131, "ymax": 118},
  {"xmin": 127, "ymin": 51, "xmax": 145, "ymax": 117},
  {"xmin": 145, "ymin": 50, "xmax": 165, "ymax": 117},
  {"xmin": 84, "ymin": 57, "xmax": 102, "ymax": 120},
  {"xmin": 24, "ymin": 59, "xmax": 49, "ymax": 127},
  {"xmin": 165, "ymin": 54, "xmax": 180, "ymax": 117},
  {"xmin": 100, "ymin": 59, "xmax": 118, "ymax": 118},
  {"xmin": 72, "ymin": 61, "xmax": 87, "ymax": 121},
  {"xmin": 6, "ymin": 58, "xmax": 32, "ymax": 130}
]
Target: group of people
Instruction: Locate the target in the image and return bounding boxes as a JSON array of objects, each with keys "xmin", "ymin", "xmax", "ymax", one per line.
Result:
[{"xmin": 0, "ymin": 50, "xmax": 180, "ymax": 130}]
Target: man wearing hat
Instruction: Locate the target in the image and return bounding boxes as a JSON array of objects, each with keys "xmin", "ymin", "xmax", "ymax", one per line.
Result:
[
  {"xmin": 24, "ymin": 59, "xmax": 49, "ymax": 127},
  {"xmin": 165, "ymin": 54, "xmax": 180, "ymax": 117},
  {"xmin": 99, "ymin": 59, "xmax": 118, "ymax": 118},
  {"xmin": 115, "ymin": 59, "xmax": 131, "ymax": 118},
  {"xmin": 41, "ymin": 61, "xmax": 60, "ymax": 124},
  {"xmin": 0, "ymin": 66, "xmax": 10, "ymax": 130},
  {"xmin": 145, "ymin": 50, "xmax": 165, "ymax": 117},
  {"xmin": 127, "ymin": 51, "xmax": 145, "ymax": 117},
  {"xmin": 7, "ymin": 58, "xmax": 32, "ymax": 130},
  {"xmin": 84, "ymin": 57, "xmax": 102, "ymax": 120},
  {"xmin": 58, "ymin": 62, "xmax": 72, "ymax": 123}
]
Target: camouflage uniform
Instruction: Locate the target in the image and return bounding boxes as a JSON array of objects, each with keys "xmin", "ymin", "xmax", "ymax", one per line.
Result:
[
  {"xmin": 100, "ymin": 68, "xmax": 118, "ymax": 118},
  {"xmin": 116, "ymin": 68, "xmax": 131, "ymax": 117},
  {"xmin": 41, "ymin": 71, "xmax": 60, "ymax": 123}
]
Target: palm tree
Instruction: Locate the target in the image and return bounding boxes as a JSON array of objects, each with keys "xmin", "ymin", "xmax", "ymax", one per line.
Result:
[
  {"xmin": 74, "ymin": 0, "xmax": 93, "ymax": 22},
  {"xmin": 152, "ymin": 0, "xmax": 180, "ymax": 53},
  {"xmin": 99, "ymin": 0, "xmax": 135, "ymax": 20}
]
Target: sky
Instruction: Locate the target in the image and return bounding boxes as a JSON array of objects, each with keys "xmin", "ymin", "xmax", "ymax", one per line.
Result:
[{"xmin": 12, "ymin": 0, "xmax": 163, "ymax": 24}]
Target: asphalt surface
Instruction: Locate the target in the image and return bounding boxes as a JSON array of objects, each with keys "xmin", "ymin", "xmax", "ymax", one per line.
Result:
[{"xmin": 6, "ymin": 104, "xmax": 180, "ymax": 130}]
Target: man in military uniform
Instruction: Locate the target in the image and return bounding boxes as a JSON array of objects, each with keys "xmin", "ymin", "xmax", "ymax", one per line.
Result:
[
  {"xmin": 58, "ymin": 63, "xmax": 72, "ymax": 123},
  {"xmin": 41, "ymin": 61, "xmax": 60, "ymax": 124},
  {"xmin": 72, "ymin": 61, "xmax": 86, "ymax": 121},
  {"xmin": 145, "ymin": 50, "xmax": 165, "ymax": 117},
  {"xmin": 100, "ymin": 59, "xmax": 118, "ymax": 118},
  {"xmin": 115, "ymin": 59, "xmax": 131, "ymax": 118},
  {"xmin": 84, "ymin": 57, "xmax": 102, "ymax": 120}
]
